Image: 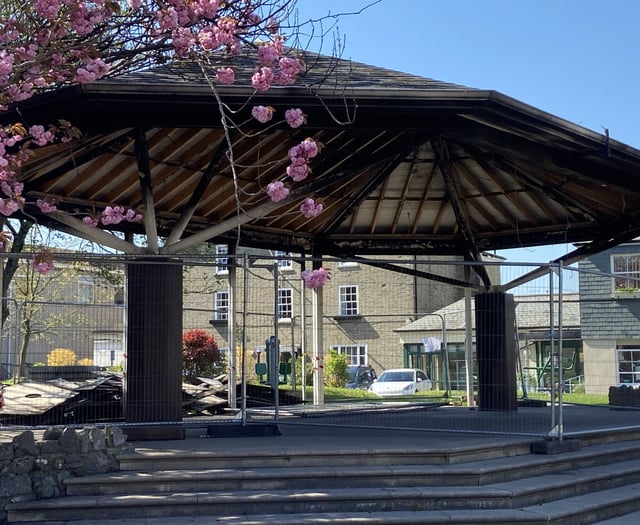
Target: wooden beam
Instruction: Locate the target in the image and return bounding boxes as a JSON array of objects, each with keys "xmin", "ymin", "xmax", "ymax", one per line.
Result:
[
  {"xmin": 159, "ymin": 169, "xmax": 358, "ymax": 254},
  {"xmin": 432, "ymin": 137, "xmax": 492, "ymax": 288},
  {"xmin": 165, "ymin": 140, "xmax": 228, "ymax": 246},
  {"xmin": 134, "ymin": 129, "xmax": 159, "ymax": 253},
  {"xmin": 47, "ymin": 211, "xmax": 145, "ymax": 253}
]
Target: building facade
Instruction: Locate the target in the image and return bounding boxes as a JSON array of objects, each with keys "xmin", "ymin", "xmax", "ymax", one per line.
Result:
[
  {"xmin": 190, "ymin": 247, "xmax": 500, "ymax": 379},
  {"xmin": 578, "ymin": 240, "xmax": 640, "ymax": 394}
]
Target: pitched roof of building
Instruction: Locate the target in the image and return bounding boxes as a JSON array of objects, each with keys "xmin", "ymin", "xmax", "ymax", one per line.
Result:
[
  {"xmin": 396, "ymin": 293, "xmax": 581, "ymax": 333},
  {"xmin": 9, "ymin": 50, "xmax": 640, "ymax": 285}
]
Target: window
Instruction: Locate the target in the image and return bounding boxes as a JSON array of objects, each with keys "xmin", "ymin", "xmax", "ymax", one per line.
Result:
[
  {"xmin": 278, "ymin": 288, "xmax": 293, "ymax": 321},
  {"xmin": 274, "ymin": 250, "xmax": 293, "ymax": 271},
  {"xmin": 114, "ymin": 287, "xmax": 125, "ymax": 306},
  {"xmin": 214, "ymin": 290, "xmax": 229, "ymax": 321},
  {"xmin": 93, "ymin": 338, "xmax": 124, "ymax": 368},
  {"xmin": 338, "ymin": 285, "xmax": 359, "ymax": 316},
  {"xmin": 612, "ymin": 254, "xmax": 640, "ymax": 291},
  {"xmin": 617, "ymin": 346, "xmax": 640, "ymax": 384},
  {"xmin": 338, "ymin": 260, "xmax": 358, "ymax": 268},
  {"xmin": 215, "ymin": 245, "xmax": 228, "ymax": 275},
  {"xmin": 77, "ymin": 277, "xmax": 94, "ymax": 304},
  {"xmin": 331, "ymin": 344, "xmax": 367, "ymax": 365}
]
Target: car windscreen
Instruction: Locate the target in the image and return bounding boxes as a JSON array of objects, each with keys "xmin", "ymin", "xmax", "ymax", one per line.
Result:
[{"xmin": 379, "ymin": 371, "xmax": 413, "ymax": 382}]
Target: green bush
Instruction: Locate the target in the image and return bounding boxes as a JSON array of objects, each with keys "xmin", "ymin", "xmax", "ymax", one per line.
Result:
[{"xmin": 324, "ymin": 350, "xmax": 350, "ymax": 387}]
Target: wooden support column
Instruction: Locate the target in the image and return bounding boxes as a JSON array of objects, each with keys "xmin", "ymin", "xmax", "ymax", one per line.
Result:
[
  {"xmin": 475, "ymin": 292, "xmax": 517, "ymax": 411},
  {"xmin": 124, "ymin": 259, "xmax": 183, "ymax": 423}
]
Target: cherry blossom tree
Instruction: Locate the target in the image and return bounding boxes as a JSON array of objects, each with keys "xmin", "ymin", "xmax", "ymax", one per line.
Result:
[{"xmin": 0, "ymin": 0, "xmax": 346, "ymax": 287}]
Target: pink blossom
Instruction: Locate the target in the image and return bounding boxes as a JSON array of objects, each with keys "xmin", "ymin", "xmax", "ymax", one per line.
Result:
[
  {"xmin": 34, "ymin": 0, "xmax": 62, "ymax": 20},
  {"xmin": 75, "ymin": 58, "xmax": 109, "ymax": 83},
  {"xmin": 286, "ymin": 162, "xmax": 308, "ymax": 182},
  {"xmin": 156, "ymin": 7, "xmax": 179, "ymax": 32},
  {"xmin": 29, "ymin": 125, "xmax": 55, "ymax": 146},
  {"xmin": 171, "ymin": 28, "xmax": 194, "ymax": 57},
  {"xmin": 82, "ymin": 216, "xmax": 99, "ymax": 227},
  {"xmin": 288, "ymin": 139, "xmax": 319, "ymax": 162},
  {"xmin": 128, "ymin": 0, "xmax": 142, "ymax": 9},
  {"xmin": 301, "ymin": 268, "xmax": 331, "ymax": 289},
  {"xmin": 0, "ymin": 198, "xmax": 21, "ymax": 216},
  {"xmin": 216, "ymin": 67, "xmax": 235, "ymax": 85},
  {"xmin": 285, "ymin": 108, "xmax": 305, "ymax": 128},
  {"xmin": 193, "ymin": 0, "xmax": 220, "ymax": 19},
  {"xmin": 36, "ymin": 198, "xmax": 57, "ymax": 213},
  {"xmin": 276, "ymin": 57, "xmax": 303, "ymax": 85},
  {"xmin": 101, "ymin": 205, "xmax": 126, "ymax": 225},
  {"xmin": 0, "ymin": 51, "xmax": 14, "ymax": 77},
  {"xmin": 124, "ymin": 208, "xmax": 143, "ymax": 222},
  {"xmin": 31, "ymin": 260, "xmax": 55, "ymax": 274},
  {"xmin": 251, "ymin": 105, "xmax": 274, "ymax": 124},
  {"xmin": 198, "ymin": 28, "xmax": 219, "ymax": 50},
  {"xmin": 300, "ymin": 198, "xmax": 323, "ymax": 218},
  {"xmin": 214, "ymin": 17, "xmax": 238, "ymax": 46},
  {"xmin": 251, "ymin": 66, "xmax": 273, "ymax": 91},
  {"xmin": 266, "ymin": 181, "xmax": 289, "ymax": 202},
  {"xmin": 258, "ymin": 41, "xmax": 282, "ymax": 65},
  {"xmin": 30, "ymin": 252, "xmax": 55, "ymax": 274}
]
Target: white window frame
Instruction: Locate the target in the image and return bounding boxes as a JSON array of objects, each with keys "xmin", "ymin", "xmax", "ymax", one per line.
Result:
[
  {"xmin": 612, "ymin": 253, "xmax": 640, "ymax": 291},
  {"xmin": 215, "ymin": 245, "xmax": 229, "ymax": 275},
  {"xmin": 274, "ymin": 250, "xmax": 293, "ymax": 271},
  {"xmin": 278, "ymin": 287, "xmax": 293, "ymax": 321},
  {"xmin": 214, "ymin": 290, "xmax": 229, "ymax": 321},
  {"xmin": 332, "ymin": 344, "xmax": 367, "ymax": 365},
  {"xmin": 338, "ymin": 285, "xmax": 359, "ymax": 316},
  {"xmin": 617, "ymin": 345, "xmax": 640, "ymax": 385},
  {"xmin": 77, "ymin": 276, "xmax": 94, "ymax": 304}
]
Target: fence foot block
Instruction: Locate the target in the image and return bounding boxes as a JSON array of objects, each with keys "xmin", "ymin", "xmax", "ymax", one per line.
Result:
[
  {"xmin": 207, "ymin": 423, "xmax": 281, "ymax": 438},
  {"xmin": 531, "ymin": 438, "xmax": 581, "ymax": 455},
  {"xmin": 125, "ymin": 426, "xmax": 186, "ymax": 441}
]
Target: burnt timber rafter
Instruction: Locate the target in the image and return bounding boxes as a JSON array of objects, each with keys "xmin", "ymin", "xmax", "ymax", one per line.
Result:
[
  {"xmin": 432, "ymin": 137, "xmax": 492, "ymax": 288},
  {"xmin": 134, "ymin": 128, "xmax": 159, "ymax": 252},
  {"xmin": 165, "ymin": 138, "xmax": 229, "ymax": 246}
]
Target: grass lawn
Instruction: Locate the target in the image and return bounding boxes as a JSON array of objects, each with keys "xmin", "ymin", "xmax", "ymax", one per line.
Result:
[{"xmin": 280, "ymin": 385, "xmax": 609, "ymax": 406}]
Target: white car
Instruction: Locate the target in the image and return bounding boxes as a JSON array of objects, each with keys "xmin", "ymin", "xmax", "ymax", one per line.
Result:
[{"xmin": 368, "ymin": 368, "xmax": 433, "ymax": 397}]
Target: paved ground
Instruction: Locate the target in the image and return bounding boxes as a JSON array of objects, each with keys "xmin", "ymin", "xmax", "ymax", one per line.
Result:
[{"xmin": 125, "ymin": 402, "xmax": 640, "ymax": 454}]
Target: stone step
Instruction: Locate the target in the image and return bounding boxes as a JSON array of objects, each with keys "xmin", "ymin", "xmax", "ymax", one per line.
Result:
[
  {"xmin": 64, "ymin": 439, "xmax": 640, "ymax": 496},
  {"xmin": 8, "ymin": 456, "xmax": 640, "ymax": 522},
  {"xmin": 8, "ymin": 482, "xmax": 640, "ymax": 525},
  {"xmin": 116, "ymin": 438, "xmax": 534, "ymax": 471}
]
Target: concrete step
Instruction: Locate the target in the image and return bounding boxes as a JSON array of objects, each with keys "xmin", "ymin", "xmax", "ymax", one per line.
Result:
[
  {"xmin": 8, "ymin": 456, "xmax": 640, "ymax": 522},
  {"xmin": 9, "ymin": 482, "xmax": 640, "ymax": 525},
  {"xmin": 116, "ymin": 438, "xmax": 534, "ymax": 471},
  {"xmin": 64, "ymin": 438, "xmax": 640, "ymax": 496}
]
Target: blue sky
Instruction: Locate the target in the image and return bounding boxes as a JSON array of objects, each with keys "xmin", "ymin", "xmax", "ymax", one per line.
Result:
[{"xmin": 295, "ymin": 0, "xmax": 640, "ymax": 264}]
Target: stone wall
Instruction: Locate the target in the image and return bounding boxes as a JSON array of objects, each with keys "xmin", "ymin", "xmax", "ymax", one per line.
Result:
[{"xmin": 0, "ymin": 426, "xmax": 128, "ymax": 523}]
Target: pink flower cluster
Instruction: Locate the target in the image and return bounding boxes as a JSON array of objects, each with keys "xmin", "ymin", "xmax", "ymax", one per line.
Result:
[
  {"xmin": 36, "ymin": 198, "xmax": 57, "ymax": 213},
  {"xmin": 251, "ymin": 40, "xmax": 304, "ymax": 91},
  {"xmin": 30, "ymin": 250, "xmax": 55, "ymax": 274},
  {"xmin": 81, "ymin": 206, "xmax": 143, "ymax": 227},
  {"xmin": 251, "ymin": 106, "xmax": 306, "ymax": 129},
  {"xmin": 2, "ymin": 1, "xmax": 322, "ymax": 286},
  {"xmin": 286, "ymin": 138, "xmax": 319, "ymax": 182},
  {"xmin": 300, "ymin": 197, "xmax": 323, "ymax": 219},
  {"xmin": 301, "ymin": 268, "xmax": 331, "ymax": 289},
  {"xmin": 266, "ymin": 180, "xmax": 289, "ymax": 202},
  {"xmin": 251, "ymin": 105, "xmax": 274, "ymax": 124}
]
